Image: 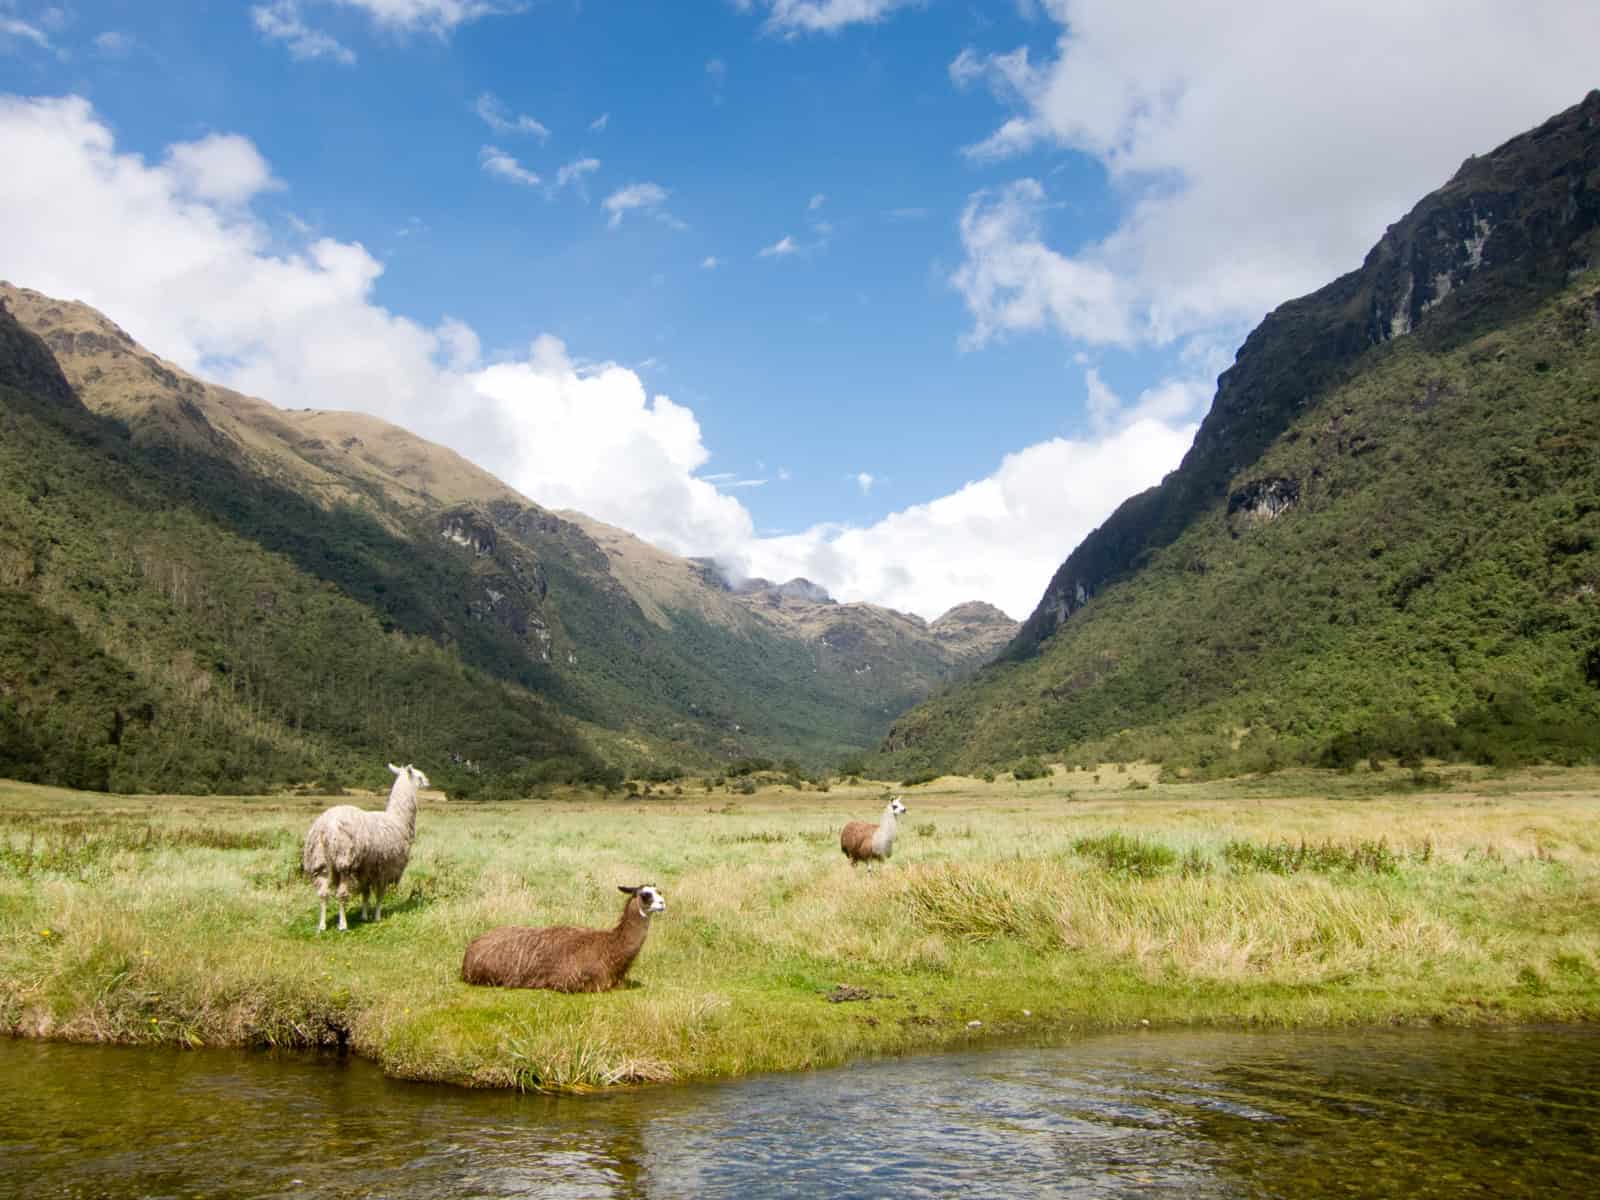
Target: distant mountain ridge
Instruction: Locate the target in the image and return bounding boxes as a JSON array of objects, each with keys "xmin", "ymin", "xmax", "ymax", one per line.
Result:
[
  {"xmin": 884, "ymin": 91, "xmax": 1600, "ymax": 774},
  {"xmin": 0, "ymin": 284, "xmax": 1015, "ymax": 792}
]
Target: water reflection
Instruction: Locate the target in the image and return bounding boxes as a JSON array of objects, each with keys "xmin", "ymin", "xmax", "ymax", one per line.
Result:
[{"xmin": 2, "ymin": 1028, "xmax": 1595, "ymax": 1198}]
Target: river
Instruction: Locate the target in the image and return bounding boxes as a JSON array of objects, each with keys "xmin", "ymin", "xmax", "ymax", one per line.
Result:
[{"xmin": 2, "ymin": 1027, "xmax": 1595, "ymax": 1197}]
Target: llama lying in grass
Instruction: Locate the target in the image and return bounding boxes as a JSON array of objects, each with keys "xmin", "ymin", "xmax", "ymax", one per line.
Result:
[
  {"xmin": 461, "ymin": 885, "xmax": 667, "ymax": 992},
  {"xmin": 303, "ymin": 762, "xmax": 429, "ymax": 932},
  {"xmin": 840, "ymin": 795, "xmax": 907, "ymax": 871}
]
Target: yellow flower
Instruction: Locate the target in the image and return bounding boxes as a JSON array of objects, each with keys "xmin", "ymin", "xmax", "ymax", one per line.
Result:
[{"xmin": 38, "ymin": 929, "xmax": 51, "ymax": 938}]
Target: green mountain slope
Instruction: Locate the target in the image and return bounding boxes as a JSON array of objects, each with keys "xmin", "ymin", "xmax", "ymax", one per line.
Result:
[
  {"xmin": 0, "ymin": 288, "xmax": 1015, "ymax": 792},
  {"xmin": 883, "ymin": 91, "xmax": 1600, "ymax": 774}
]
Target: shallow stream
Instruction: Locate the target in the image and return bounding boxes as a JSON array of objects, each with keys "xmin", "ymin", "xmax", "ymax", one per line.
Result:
[{"xmin": 2, "ymin": 1027, "xmax": 1596, "ymax": 1197}]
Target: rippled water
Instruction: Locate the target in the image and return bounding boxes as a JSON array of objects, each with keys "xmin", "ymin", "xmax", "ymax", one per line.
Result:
[{"xmin": 2, "ymin": 1028, "xmax": 1596, "ymax": 1198}]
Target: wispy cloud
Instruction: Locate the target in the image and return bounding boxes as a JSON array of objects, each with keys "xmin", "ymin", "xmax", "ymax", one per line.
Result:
[
  {"xmin": 92, "ymin": 30, "xmax": 134, "ymax": 56},
  {"xmin": 250, "ymin": 2, "xmax": 356, "ymax": 63},
  {"xmin": 740, "ymin": 0, "xmax": 919, "ymax": 36},
  {"xmin": 808, "ymin": 192, "xmax": 826, "ymax": 210},
  {"xmin": 758, "ymin": 234, "xmax": 799, "ymax": 258},
  {"xmin": 855, "ymin": 471, "xmax": 875, "ymax": 494},
  {"xmin": 602, "ymin": 181, "xmax": 681, "ymax": 230},
  {"xmin": 555, "ymin": 156, "xmax": 600, "ymax": 193},
  {"xmin": 588, "ymin": 112, "xmax": 609, "ymax": 132},
  {"xmin": 1, "ymin": 16, "xmax": 51, "ymax": 49},
  {"xmin": 701, "ymin": 255, "xmax": 721, "ymax": 269},
  {"xmin": 475, "ymin": 92, "xmax": 549, "ymax": 140},
  {"xmin": 479, "ymin": 144, "xmax": 540, "ymax": 186}
]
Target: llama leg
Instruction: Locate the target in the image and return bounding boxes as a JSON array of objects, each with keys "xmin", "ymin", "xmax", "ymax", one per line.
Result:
[
  {"xmin": 374, "ymin": 884, "xmax": 385, "ymax": 922},
  {"xmin": 336, "ymin": 877, "xmax": 351, "ymax": 932},
  {"xmin": 359, "ymin": 887, "xmax": 370, "ymax": 921},
  {"xmin": 315, "ymin": 875, "xmax": 330, "ymax": 933}
]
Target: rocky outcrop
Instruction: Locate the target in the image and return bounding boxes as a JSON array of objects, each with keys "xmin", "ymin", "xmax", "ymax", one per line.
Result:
[{"xmin": 1006, "ymin": 89, "xmax": 1600, "ymax": 662}]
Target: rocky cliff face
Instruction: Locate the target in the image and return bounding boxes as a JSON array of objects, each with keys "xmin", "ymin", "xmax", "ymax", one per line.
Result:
[{"xmin": 1007, "ymin": 89, "xmax": 1600, "ymax": 661}]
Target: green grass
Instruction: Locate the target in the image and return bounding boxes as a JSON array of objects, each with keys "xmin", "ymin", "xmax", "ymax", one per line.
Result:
[{"xmin": 3, "ymin": 765, "xmax": 1598, "ymax": 1091}]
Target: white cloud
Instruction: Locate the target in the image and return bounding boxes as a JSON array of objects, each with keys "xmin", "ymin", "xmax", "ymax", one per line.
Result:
[
  {"xmin": 1, "ymin": 16, "xmax": 50, "ymax": 48},
  {"xmin": 479, "ymin": 144, "xmax": 539, "ymax": 186},
  {"xmin": 0, "ymin": 92, "xmax": 1205, "ymax": 624},
  {"xmin": 855, "ymin": 472, "xmax": 875, "ymax": 494},
  {"xmin": 732, "ymin": 416, "xmax": 1196, "ymax": 620},
  {"xmin": 952, "ymin": 0, "xmax": 1600, "ymax": 350},
  {"xmin": 474, "ymin": 92, "xmax": 549, "ymax": 140},
  {"xmin": 808, "ymin": 193, "xmax": 826, "ymax": 210},
  {"xmin": 250, "ymin": 2, "xmax": 356, "ymax": 63},
  {"xmin": 252, "ymin": 0, "xmax": 507, "ymax": 61},
  {"xmin": 0, "ymin": 93, "xmax": 750, "ymax": 566},
  {"xmin": 602, "ymin": 181, "xmax": 674, "ymax": 229},
  {"xmin": 741, "ymin": 0, "xmax": 919, "ymax": 35},
  {"xmin": 953, "ymin": 179, "xmax": 1132, "ymax": 348},
  {"xmin": 555, "ymin": 156, "xmax": 600, "ymax": 190},
  {"xmin": 333, "ymin": 0, "xmax": 505, "ymax": 34},
  {"xmin": 165, "ymin": 133, "xmax": 283, "ymax": 206},
  {"xmin": 758, "ymin": 234, "xmax": 798, "ymax": 258},
  {"xmin": 701, "ymin": 255, "xmax": 721, "ymax": 270},
  {"xmin": 589, "ymin": 112, "xmax": 609, "ymax": 132},
  {"xmin": 93, "ymin": 30, "xmax": 133, "ymax": 55}
]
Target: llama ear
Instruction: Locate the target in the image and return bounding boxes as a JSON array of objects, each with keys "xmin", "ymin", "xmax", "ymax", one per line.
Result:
[
  {"xmin": 618, "ymin": 885, "xmax": 639, "ymax": 895},
  {"xmin": 388, "ymin": 763, "xmax": 402, "ymax": 775}
]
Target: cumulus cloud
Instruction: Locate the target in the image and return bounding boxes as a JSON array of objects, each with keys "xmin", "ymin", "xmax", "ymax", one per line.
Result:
[
  {"xmin": 474, "ymin": 92, "xmax": 548, "ymax": 140},
  {"xmin": 479, "ymin": 144, "xmax": 539, "ymax": 186},
  {"xmin": 855, "ymin": 472, "xmax": 875, "ymax": 494},
  {"xmin": 0, "ymin": 92, "xmax": 1203, "ymax": 623},
  {"xmin": 165, "ymin": 133, "xmax": 283, "ymax": 206},
  {"xmin": 951, "ymin": 0, "xmax": 1600, "ymax": 350},
  {"xmin": 701, "ymin": 255, "xmax": 721, "ymax": 270},
  {"xmin": 758, "ymin": 234, "xmax": 798, "ymax": 258},
  {"xmin": 729, "ymin": 416, "xmax": 1196, "ymax": 620},
  {"xmin": 738, "ymin": 0, "xmax": 919, "ymax": 35}
]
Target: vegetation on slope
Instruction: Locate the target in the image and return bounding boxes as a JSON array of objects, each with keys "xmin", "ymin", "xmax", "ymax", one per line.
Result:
[
  {"xmin": 0, "ymin": 308, "xmax": 605, "ymax": 795},
  {"xmin": 884, "ymin": 92, "xmax": 1600, "ymax": 776},
  {"xmin": 885, "ymin": 283, "xmax": 1600, "ymax": 775}
]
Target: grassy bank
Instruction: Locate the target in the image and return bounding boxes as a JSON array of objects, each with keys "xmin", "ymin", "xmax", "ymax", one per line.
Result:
[{"xmin": 2, "ymin": 766, "xmax": 1597, "ymax": 1090}]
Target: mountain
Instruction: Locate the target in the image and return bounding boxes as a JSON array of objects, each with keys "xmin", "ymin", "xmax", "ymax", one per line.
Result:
[
  {"xmin": 883, "ymin": 91, "xmax": 1600, "ymax": 775},
  {"xmin": 0, "ymin": 285, "xmax": 1014, "ymax": 794}
]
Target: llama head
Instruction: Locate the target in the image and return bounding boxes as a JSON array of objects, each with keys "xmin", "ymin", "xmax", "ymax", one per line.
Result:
[
  {"xmin": 389, "ymin": 762, "xmax": 430, "ymax": 789},
  {"xmin": 889, "ymin": 796, "xmax": 907, "ymax": 815},
  {"xmin": 620, "ymin": 884, "xmax": 666, "ymax": 916}
]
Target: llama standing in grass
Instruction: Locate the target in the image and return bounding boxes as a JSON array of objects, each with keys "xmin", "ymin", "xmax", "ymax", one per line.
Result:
[
  {"xmin": 840, "ymin": 795, "xmax": 907, "ymax": 871},
  {"xmin": 461, "ymin": 885, "xmax": 667, "ymax": 992},
  {"xmin": 303, "ymin": 762, "xmax": 429, "ymax": 932}
]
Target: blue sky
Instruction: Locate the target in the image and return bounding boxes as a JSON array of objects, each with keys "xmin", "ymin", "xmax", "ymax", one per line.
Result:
[{"xmin": 3, "ymin": 1, "xmax": 1597, "ymax": 619}]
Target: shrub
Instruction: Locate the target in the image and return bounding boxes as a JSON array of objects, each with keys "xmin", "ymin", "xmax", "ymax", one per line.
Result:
[{"xmin": 1011, "ymin": 757, "xmax": 1049, "ymax": 781}]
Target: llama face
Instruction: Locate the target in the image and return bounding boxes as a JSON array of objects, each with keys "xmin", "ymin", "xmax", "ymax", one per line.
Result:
[
  {"xmin": 890, "ymin": 797, "xmax": 908, "ymax": 815},
  {"xmin": 409, "ymin": 766, "xmax": 431, "ymax": 790},
  {"xmin": 637, "ymin": 885, "xmax": 666, "ymax": 914}
]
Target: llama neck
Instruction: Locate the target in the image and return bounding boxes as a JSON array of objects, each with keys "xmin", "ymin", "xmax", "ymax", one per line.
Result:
[
  {"xmin": 385, "ymin": 777, "xmax": 418, "ymax": 840},
  {"xmin": 613, "ymin": 896, "xmax": 651, "ymax": 958},
  {"xmin": 872, "ymin": 806, "xmax": 898, "ymax": 854}
]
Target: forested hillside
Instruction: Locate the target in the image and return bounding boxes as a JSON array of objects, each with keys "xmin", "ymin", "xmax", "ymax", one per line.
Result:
[
  {"xmin": 0, "ymin": 289, "xmax": 1014, "ymax": 795},
  {"xmin": 883, "ymin": 92, "xmax": 1600, "ymax": 775}
]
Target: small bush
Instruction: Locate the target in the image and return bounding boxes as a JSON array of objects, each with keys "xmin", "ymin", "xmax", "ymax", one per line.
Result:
[
  {"xmin": 1011, "ymin": 757, "xmax": 1049, "ymax": 781},
  {"xmin": 901, "ymin": 770, "xmax": 939, "ymax": 787}
]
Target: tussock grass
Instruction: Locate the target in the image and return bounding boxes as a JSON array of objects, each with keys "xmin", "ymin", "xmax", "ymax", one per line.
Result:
[{"xmin": 3, "ymin": 766, "xmax": 1599, "ymax": 1090}]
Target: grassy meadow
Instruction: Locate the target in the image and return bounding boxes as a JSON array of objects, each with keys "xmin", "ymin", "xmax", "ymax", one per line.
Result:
[{"xmin": 2, "ymin": 765, "xmax": 1597, "ymax": 1091}]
